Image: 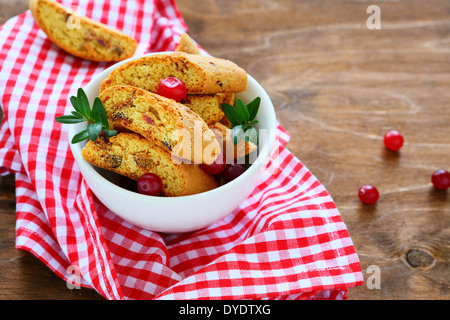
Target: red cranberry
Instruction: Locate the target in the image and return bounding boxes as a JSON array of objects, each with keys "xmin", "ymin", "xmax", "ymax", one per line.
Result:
[
  {"xmin": 199, "ymin": 153, "xmax": 226, "ymax": 175},
  {"xmin": 222, "ymin": 164, "xmax": 245, "ymax": 183},
  {"xmin": 384, "ymin": 130, "xmax": 404, "ymax": 151},
  {"xmin": 358, "ymin": 185, "xmax": 379, "ymax": 204},
  {"xmin": 137, "ymin": 173, "xmax": 163, "ymax": 196},
  {"xmin": 157, "ymin": 77, "xmax": 187, "ymax": 102},
  {"xmin": 431, "ymin": 169, "xmax": 450, "ymax": 190}
]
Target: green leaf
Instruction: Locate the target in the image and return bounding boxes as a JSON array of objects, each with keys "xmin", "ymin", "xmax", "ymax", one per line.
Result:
[
  {"xmin": 71, "ymin": 110, "xmax": 85, "ymax": 118},
  {"xmin": 70, "ymin": 95, "xmax": 80, "ymax": 113},
  {"xmin": 102, "ymin": 129, "xmax": 118, "ymax": 138},
  {"xmin": 77, "ymin": 88, "xmax": 91, "ymax": 119},
  {"xmin": 71, "ymin": 128, "xmax": 90, "ymax": 144},
  {"xmin": 246, "ymin": 97, "xmax": 261, "ymax": 121},
  {"xmin": 231, "ymin": 125, "xmax": 244, "ymax": 145},
  {"xmin": 92, "ymin": 97, "xmax": 109, "ymax": 129},
  {"xmin": 57, "ymin": 87, "xmax": 119, "ymax": 144},
  {"xmin": 221, "ymin": 103, "xmax": 241, "ymax": 127},
  {"xmin": 233, "ymin": 99, "xmax": 248, "ymax": 124},
  {"xmin": 55, "ymin": 114, "xmax": 85, "ymax": 124},
  {"xmin": 87, "ymin": 122, "xmax": 102, "ymax": 141}
]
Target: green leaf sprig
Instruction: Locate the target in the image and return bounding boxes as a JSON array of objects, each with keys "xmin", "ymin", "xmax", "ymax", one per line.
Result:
[
  {"xmin": 56, "ymin": 88, "xmax": 117, "ymax": 144},
  {"xmin": 221, "ymin": 97, "xmax": 261, "ymax": 145}
]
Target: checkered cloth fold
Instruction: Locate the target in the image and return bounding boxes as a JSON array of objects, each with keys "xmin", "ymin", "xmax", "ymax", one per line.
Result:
[{"xmin": 0, "ymin": 0, "xmax": 363, "ymax": 300}]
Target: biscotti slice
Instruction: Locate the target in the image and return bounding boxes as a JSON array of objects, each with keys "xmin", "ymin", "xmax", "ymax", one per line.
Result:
[
  {"xmin": 100, "ymin": 52, "xmax": 247, "ymax": 94},
  {"xmin": 29, "ymin": 0, "xmax": 137, "ymax": 62},
  {"xmin": 180, "ymin": 93, "xmax": 234, "ymax": 126},
  {"xmin": 174, "ymin": 34, "xmax": 234, "ymax": 125},
  {"xmin": 100, "ymin": 85, "xmax": 221, "ymax": 165},
  {"xmin": 82, "ymin": 132, "xmax": 218, "ymax": 196},
  {"xmin": 209, "ymin": 122, "xmax": 258, "ymax": 160},
  {"xmin": 176, "ymin": 33, "xmax": 201, "ymax": 55}
]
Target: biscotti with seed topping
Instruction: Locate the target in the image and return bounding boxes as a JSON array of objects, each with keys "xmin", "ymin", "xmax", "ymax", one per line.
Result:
[
  {"xmin": 100, "ymin": 52, "xmax": 247, "ymax": 94},
  {"xmin": 100, "ymin": 85, "xmax": 221, "ymax": 165},
  {"xmin": 29, "ymin": 0, "xmax": 137, "ymax": 62},
  {"xmin": 82, "ymin": 132, "xmax": 218, "ymax": 196}
]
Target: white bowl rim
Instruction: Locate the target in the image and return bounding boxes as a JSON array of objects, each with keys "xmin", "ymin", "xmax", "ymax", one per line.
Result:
[{"xmin": 67, "ymin": 52, "xmax": 277, "ymax": 203}]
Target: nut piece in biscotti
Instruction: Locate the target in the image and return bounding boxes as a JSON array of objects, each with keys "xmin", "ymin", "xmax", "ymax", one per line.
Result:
[
  {"xmin": 29, "ymin": 0, "xmax": 137, "ymax": 62},
  {"xmin": 180, "ymin": 93, "xmax": 234, "ymax": 126},
  {"xmin": 176, "ymin": 33, "xmax": 201, "ymax": 55},
  {"xmin": 100, "ymin": 52, "xmax": 247, "ymax": 94},
  {"xmin": 100, "ymin": 85, "xmax": 221, "ymax": 165},
  {"xmin": 209, "ymin": 122, "xmax": 257, "ymax": 161},
  {"xmin": 81, "ymin": 132, "xmax": 218, "ymax": 197}
]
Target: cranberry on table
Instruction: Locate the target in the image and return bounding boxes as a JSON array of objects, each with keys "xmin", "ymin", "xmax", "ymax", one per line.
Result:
[
  {"xmin": 222, "ymin": 164, "xmax": 246, "ymax": 183},
  {"xmin": 199, "ymin": 153, "xmax": 226, "ymax": 175},
  {"xmin": 431, "ymin": 169, "xmax": 450, "ymax": 190},
  {"xmin": 358, "ymin": 184, "xmax": 379, "ymax": 204},
  {"xmin": 384, "ymin": 129, "xmax": 404, "ymax": 151},
  {"xmin": 157, "ymin": 77, "xmax": 187, "ymax": 102},
  {"xmin": 137, "ymin": 173, "xmax": 163, "ymax": 196}
]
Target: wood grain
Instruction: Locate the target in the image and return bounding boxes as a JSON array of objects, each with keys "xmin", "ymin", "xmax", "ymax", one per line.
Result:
[{"xmin": 0, "ymin": 0, "xmax": 449, "ymax": 300}]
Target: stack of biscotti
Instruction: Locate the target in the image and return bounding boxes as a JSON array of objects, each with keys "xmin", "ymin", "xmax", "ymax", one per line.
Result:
[
  {"xmin": 100, "ymin": 37, "xmax": 256, "ymax": 159},
  {"xmin": 175, "ymin": 33, "xmax": 236, "ymax": 126},
  {"xmin": 81, "ymin": 85, "xmax": 222, "ymax": 196},
  {"xmin": 173, "ymin": 34, "xmax": 257, "ymax": 158},
  {"xmin": 82, "ymin": 132, "xmax": 218, "ymax": 197},
  {"xmin": 81, "ymin": 46, "xmax": 258, "ymax": 196},
  {"xmin": 99, "ymin": 51, "xmax": 241, "ymax": 125},
  {"xmin": 98, "ymin": 85, "xmax": 221, "ymax": 165}
]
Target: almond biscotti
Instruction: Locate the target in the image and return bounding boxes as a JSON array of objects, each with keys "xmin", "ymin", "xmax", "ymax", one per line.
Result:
[
  {"xmin": 99, "ymin": 85, "xmax": 221, "ymax": 165},
  {"xmin": 100, "ymin": 52, "xmax": 247, "ymax": 94},
  {"xmin": 29, "ymin": 0, "xmax": 137, "ymax": 62},
  {"xmin": 82, "ymin": 132, "xmax": 218, "ymax": 197}
]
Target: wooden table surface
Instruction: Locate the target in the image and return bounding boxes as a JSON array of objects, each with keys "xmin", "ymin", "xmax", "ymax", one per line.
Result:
[{"xmin": 0, "ymin": 0, "xmax": 448, "ymax": 300}]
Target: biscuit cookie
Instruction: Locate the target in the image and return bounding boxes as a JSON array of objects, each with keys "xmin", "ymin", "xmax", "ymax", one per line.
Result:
[
  {"xmin": 100, "ymin": 52, "xmax": 247, "ymax": 94},
  {"xmin": 176, "ymin": 33, "xmax": 201, "ymax": 55},
  {"xmin": 29, "ymin": 0, "xmax": 137, "ymax": 61},
  {"xmin": 82, "ymin": 132, "xmax": 218, "ymax": 197},
  {"xmin": 100, "ymin": 85, "xmax": 221, "ymax": 165},
  {"xmin": 180, "ymin": 92, "xmax": 234, "ymax": 126},
  {"xmin": 174, "ymin": 35, "xmax": 239, "ymax": 128}
]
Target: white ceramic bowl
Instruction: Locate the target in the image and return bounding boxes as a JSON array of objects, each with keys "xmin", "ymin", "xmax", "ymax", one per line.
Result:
[{"xmin": 68, "ymin": 52, "xmax": 277, "ymax": 233}]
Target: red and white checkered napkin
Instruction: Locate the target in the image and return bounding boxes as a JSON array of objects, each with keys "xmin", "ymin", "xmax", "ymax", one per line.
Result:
[{"xmin": 0, "ymin": 0, "xmax": 363, "ymax": 300}]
